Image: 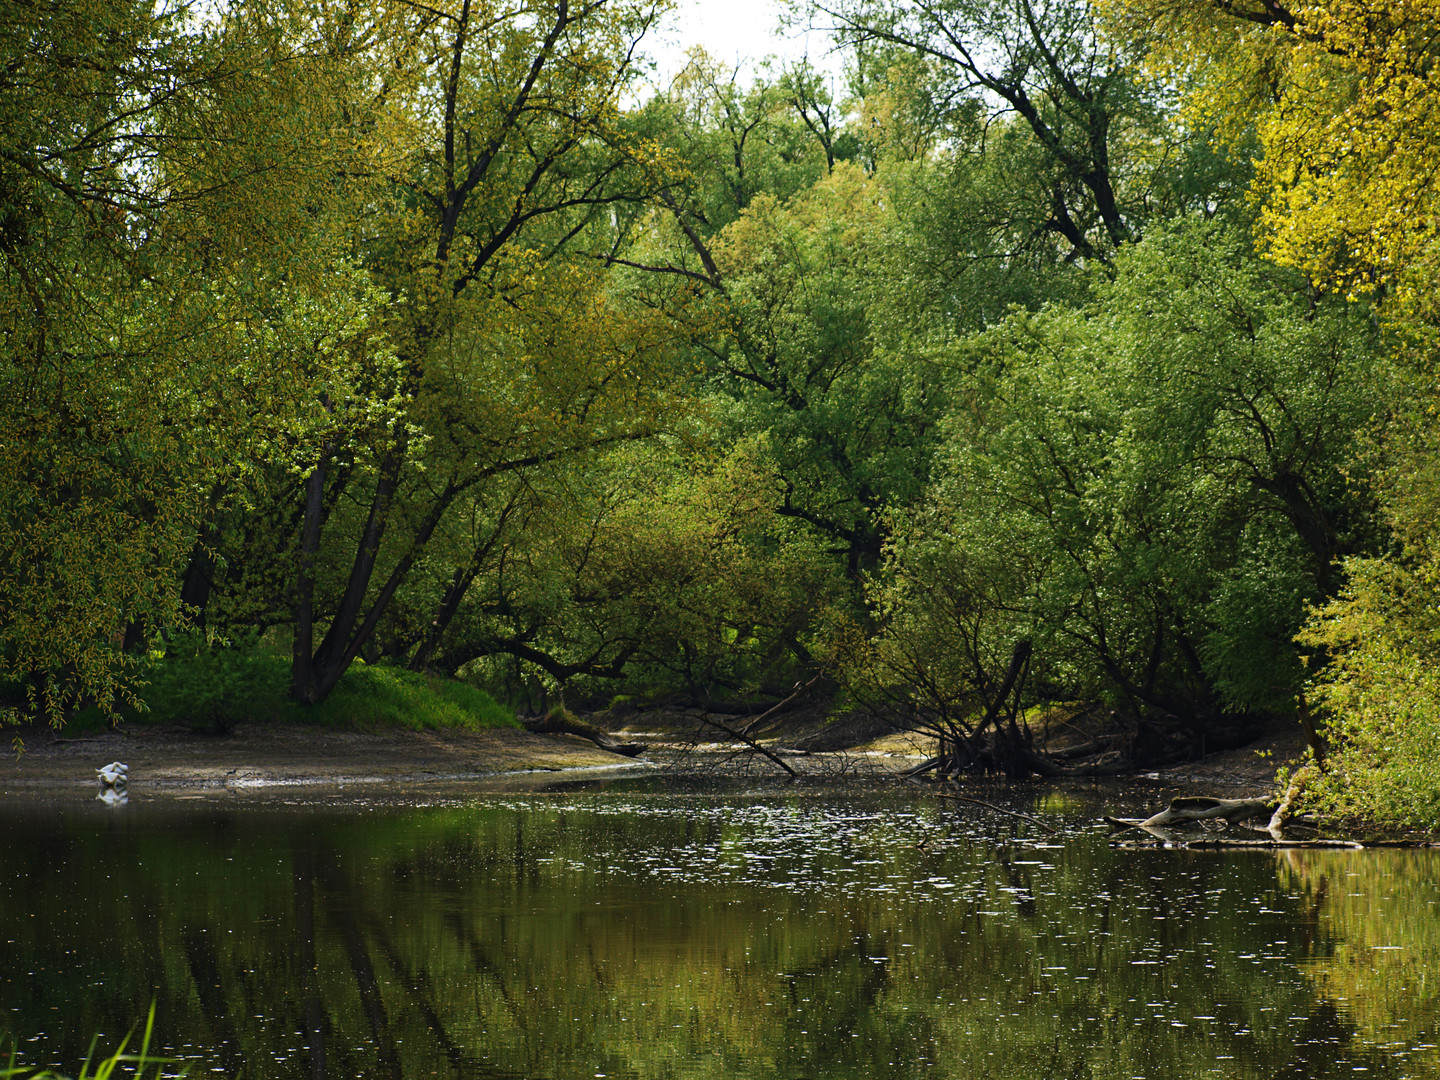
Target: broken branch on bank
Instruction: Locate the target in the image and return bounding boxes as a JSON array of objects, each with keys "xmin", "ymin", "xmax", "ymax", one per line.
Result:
[
  {"xmin": 523, "ymin": 712, "xmax": 645, "ymax": 757},
  {"xmin": 691, "ymin": 674, "xmax": 829, "ymax": 778}
]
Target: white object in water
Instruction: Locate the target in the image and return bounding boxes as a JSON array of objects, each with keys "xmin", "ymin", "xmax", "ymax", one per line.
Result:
[{"xmin": 96, "ymin": 761, "xmax": 129, "ymax": 788}]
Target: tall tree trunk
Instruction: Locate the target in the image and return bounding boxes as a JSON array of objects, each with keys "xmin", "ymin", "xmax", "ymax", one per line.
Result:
[
  {"xmin": 291, "ymin": 454, "xmax": 329, "ymax": 703},
  {"xmin": 292, "ymin": 448, "xmax": 471, "ymax": 704}
]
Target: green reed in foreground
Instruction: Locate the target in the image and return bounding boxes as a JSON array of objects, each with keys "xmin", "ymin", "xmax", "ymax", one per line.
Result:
[{"xmin": 1, "ymin": 1006, "xmax": 182, "ymax": 1080}]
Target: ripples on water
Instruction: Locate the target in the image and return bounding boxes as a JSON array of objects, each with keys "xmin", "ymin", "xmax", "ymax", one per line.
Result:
[{"xmin": 1, "ymin": 781, "xmax": 1437, "ymax": 1079}]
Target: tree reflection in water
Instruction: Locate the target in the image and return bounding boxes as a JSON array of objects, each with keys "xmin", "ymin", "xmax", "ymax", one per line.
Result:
[{"xmin": 0, "ymin": 790, "xmax": 1434, "ymax": 1079}]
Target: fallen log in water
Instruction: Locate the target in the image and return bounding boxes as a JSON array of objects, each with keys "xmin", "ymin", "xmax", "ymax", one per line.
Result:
[
  {"xmin": 1110, "ymin": 835, "xmax": 1364, "ymax": 850},
  {"xmin": 1104, "ymin": 795, "xmax": 1273, "ymax": 834},
  {"xmin": 1143, "ymin": 796, "xmax": 1274, "ymax": 827},
  {"xmin": 1105, "ymin": 794, "xmax": 1278, "ymax": 846},
  {"xmin": 1103, "ymin": 777, "xmax": 1437, "ymax": 848}
]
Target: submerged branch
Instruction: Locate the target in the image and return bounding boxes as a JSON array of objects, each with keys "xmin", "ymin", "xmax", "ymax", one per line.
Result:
[{"xmin": 934, "ymin": 791, "xmax": 1059, "ymax": 833}]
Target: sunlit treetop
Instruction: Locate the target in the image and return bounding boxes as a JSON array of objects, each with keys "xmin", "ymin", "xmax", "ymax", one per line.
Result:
[{"xmin": 1100, "ymin": 0, "xmax": 1440, "ymax": 317}]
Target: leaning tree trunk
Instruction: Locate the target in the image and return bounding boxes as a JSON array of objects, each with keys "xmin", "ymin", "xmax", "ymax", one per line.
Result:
[
  {"xmin": 974, "ymin": 640, "xmax": 1033, "ymax": 779},
  {"xmin": 990, "ymin": 640, "xmax": 1034, "ymax": 779},
  {"xmin": 291, "ymin": 443, "xmax": 472, "ymax": 705}
]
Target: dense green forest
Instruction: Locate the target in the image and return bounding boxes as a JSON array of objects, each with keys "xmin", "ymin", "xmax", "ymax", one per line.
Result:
[{"xmin": 6, "ymin": 0, "xmax": 1440, "ymax": 824}]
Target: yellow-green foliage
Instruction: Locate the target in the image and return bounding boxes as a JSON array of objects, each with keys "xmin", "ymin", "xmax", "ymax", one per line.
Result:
[
  {"xmin": 1294, "ymin": 376, "xmax": 1440, "ymax": 830},
  {"xmin": 1099, "ymin": 0, "xmax": 1440, "ymax": 824},
  {"xmin": 460, "ymin": 436, "xmax": 838, "ymax": 700},
  {"xmin": 0, "ymin": 0, "xmax": 401, "ymax": 721},
  {"xmin": 1103, "ymin": 0, "xmax": 1440, "ymax": 315},
  {"xmin": 1298, "ymin": 555, "xmax": 1440, "ymax": 830}
]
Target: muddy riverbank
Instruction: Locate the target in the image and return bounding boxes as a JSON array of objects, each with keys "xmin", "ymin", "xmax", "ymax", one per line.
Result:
[
  {"xmin": 0, "ymin": 722, "xmax": 646, "ymax": 796},
  {"xmin": 0, "ymin": 715, "xmax": 1307, "ymax": 799}
]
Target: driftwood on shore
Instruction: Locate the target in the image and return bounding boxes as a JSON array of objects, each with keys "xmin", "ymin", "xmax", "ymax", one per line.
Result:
[
  {"xmin": 523, "ymin": 712, "xmax": 645, "ymax": 757},
  {"xmin": 688, "ymin": 674, "xmax": 831, "ymax": 778}
]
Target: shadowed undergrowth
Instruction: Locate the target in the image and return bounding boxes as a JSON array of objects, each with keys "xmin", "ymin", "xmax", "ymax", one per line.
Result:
[{"xmin": 64, "ymin": 638, "xmax": 518, "ymax": 735}]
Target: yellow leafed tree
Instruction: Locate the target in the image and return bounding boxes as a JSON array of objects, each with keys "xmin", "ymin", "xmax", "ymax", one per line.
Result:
[{"xmin": 1102, "ymin": 0, "xmax": 1440, "ymax": 314}]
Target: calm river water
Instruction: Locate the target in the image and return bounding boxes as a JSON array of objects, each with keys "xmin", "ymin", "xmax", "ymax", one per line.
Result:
[{"xmin": 2, "ymin": 779, "xmax": 1438, "ymax": 1079}]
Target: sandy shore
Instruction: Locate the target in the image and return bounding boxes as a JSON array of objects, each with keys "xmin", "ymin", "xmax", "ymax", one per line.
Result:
[{"xmin": 0, "ymin": 722, "xmax": 648, "ymax": 798}]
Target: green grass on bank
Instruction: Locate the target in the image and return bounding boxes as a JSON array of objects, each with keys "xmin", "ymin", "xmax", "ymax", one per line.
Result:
[{"xmin": 67, "ymin": 638, "xmax": 518, "ymax": 734}]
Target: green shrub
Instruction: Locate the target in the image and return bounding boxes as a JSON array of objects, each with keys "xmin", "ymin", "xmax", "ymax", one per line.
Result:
[
  {"xmin": 139, "ymin": 632, "xmax": 285, "ymax": 733},
  {"xmin": 103, "ymin": 636, "xmax": 518, "ymax": 734},
  {"xmin": 1298, "ymin": 555, "xmax": 1440, "ymax": 831}
]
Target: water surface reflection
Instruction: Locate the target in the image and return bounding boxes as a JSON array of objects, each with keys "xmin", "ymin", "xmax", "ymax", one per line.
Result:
[{"xmin": 1, "ymin": 785, "xmax": 1437, "ymax": 1078}]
